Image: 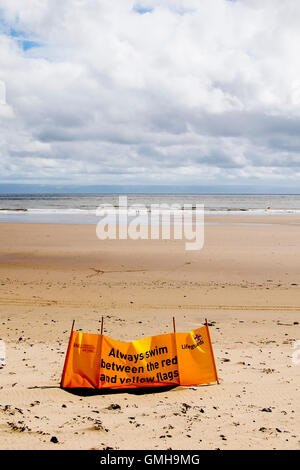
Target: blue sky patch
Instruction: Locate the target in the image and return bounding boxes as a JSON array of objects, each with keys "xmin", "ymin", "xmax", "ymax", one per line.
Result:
[
  {"xmin": 10, "ymin": 27, "xmax": 40, "ymax": 50},
  {"xmin": 133, "ymin": 5, "xmax": 153, "ymax": 14},
  {"xmin": 19, "ymin": 39, "xmax": 40, "ymax": 51},
  {"xmin": 0, "ymin": 15, "xmax": 40, "ymax": 51}
]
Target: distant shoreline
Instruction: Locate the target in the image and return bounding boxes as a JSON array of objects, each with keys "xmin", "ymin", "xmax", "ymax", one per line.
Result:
[{"xmin": 1, "ymin": 214, "xmax": 300, "ymax": 226}]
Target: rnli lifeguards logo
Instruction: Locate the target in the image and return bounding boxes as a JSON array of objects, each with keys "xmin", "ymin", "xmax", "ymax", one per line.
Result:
[
  {"xmin": 193, "ymin": 334, "xmax": 204, "ymax": 345},
  {"xmin": 73, "ymin": 343, "xmax": 96, "ymax": 353},
  {"xmin": 181, "ymin": 333, "xmax": 204, "ymax": 350}
]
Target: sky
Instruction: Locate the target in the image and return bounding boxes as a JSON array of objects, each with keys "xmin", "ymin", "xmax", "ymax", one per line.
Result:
[{"xmin": 1, "ymin": 0, "xmax": 300, "ymax": 191}]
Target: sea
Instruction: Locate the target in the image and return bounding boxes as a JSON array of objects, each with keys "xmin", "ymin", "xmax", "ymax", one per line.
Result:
[{"xmin": 0, "ymin": 193, "xmax": 300, "ymax": 224}]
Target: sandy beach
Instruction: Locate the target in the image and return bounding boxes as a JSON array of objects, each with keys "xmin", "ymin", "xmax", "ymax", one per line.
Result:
[{"xmin": 0, "ymin": 216, "xmax": 300, "ymax": 450}]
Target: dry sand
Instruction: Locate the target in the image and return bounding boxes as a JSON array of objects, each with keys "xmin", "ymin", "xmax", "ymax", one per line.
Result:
[{"xmin": 0, "ymin": 216, "xmax": 300, "ymax": 450}]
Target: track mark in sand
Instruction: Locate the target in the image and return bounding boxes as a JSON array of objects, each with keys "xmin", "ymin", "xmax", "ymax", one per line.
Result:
[
  {"xmin": 87, "ymin": 268, "xmax": 105, "ymax": 277},
  {"xmin": 0, "ymin": 297, "xmax": 89, "ymax": 308},
  {"xmin": 87, "ymin": 267, "xmax": 146, "ymax": 278},
  {"xmin": 0, "ymin": 296, "xmax": 300, "ymax": 312}
]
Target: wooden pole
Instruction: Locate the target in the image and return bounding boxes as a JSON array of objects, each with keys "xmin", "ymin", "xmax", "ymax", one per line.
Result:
[
  {"xmin": 172, "ymin": 316, "xmax": 181, "ymax": 386},
  {"xmin": 60, "ymin": 319, "xmax": 75, "ymax": 388},
  {"xmin": 98, "ymin": 316, "xmax": 104, "ymax": 389},
  {"xmin": 205, "ymin": 318, "xmax": 220, "ymax": 384}
]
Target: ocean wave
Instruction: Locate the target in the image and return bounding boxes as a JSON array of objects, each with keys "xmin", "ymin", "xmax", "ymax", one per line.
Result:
[
  {"xmin": 0, "ymin": 208, "xmax": 28, "ymax": 212},
  {"xmin": 1, "ymin": 207, "xmax": 300, "ymax": 216}
]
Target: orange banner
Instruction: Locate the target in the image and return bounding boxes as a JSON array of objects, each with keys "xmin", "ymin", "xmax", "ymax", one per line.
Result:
[{"xmin": 61, "ymin": 325, "xmax": 218, "ymax": 389}]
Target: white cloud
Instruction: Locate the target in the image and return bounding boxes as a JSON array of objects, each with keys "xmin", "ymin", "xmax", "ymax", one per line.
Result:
[
  {"xmin": 0, "ymin": 78, "xmax": 6, "ymax": 104},
  {"xmin": 1, "ymin": 0, "xmax": 300, "ymax": 187}
]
